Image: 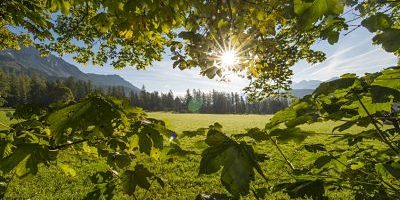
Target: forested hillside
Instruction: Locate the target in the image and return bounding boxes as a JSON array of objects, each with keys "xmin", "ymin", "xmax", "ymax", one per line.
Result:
[{"xmin": 0, "ymin": 47, "xmax": 140, "ymax": 93}]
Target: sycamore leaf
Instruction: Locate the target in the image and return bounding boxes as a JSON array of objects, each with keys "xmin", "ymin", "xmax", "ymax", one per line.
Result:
[
  {"xmin": 233, "ymin": 128, "xmax": 267, "ymax": 142},
  {"xmin": 121, "ymin": 164, "xmax": 163, "ymax": 196},
  {"xmin": 373, "ymin": 29, "xmax": 400, "ymax": 52},
  {"xmin": 0, "ymin": 144, "xmax": 56, "ymax": 177},
  {"xmin": 46, "ymin": 95, "xmax": 128, "ymax": 143},
  {"xmin": 84, "ymin": 183, "xmax": 115, "ymax": 200},
  {"xmin": 199, "ymin": 130, "xmax": 266, "ymax": 197},
  {"xmin": 375, "ymin": 162, "xmax": 400, "ymax": 179},
  {"xmin": 304, "ymin": 143, "xmax": 326, "ymax": 153},
  {"xmin": 0, "ymin": 141, "xmax": 14, "ymax": 158},
  {"xmin": 269, "ymin": 128, "xmax": 316, "ymax": 143},
  {"xmin": 295, "ymin": 0, "xmax": 343, "ymax": 30},
  {"xmin": 372, "ymin": 67, "xmax": 400, "ymax": 92},
  {"xmin": 181, "ymin": 128, "xmax": 207, "ymax": 138},
  {"xmin": 314, "ymin": 155, "xmax": 333, "ymax": 169},
  {"xmin": 361, "ymin": 13, "xmax": 392, "ymax": 33},
  {"xmin": 135, "ymin": 123, "xmax": 164, "ymax": 158},
  {"xmin": 341, "ymin": 96, "xmax": 392, "ymax": 117},
  {"xmin": 107, "ymin": 153, "xmax": 132, "ymax": 169},
  {"xmin": 275, "ymin": 179, "xmax": 325, "ymax": 199},
  {"xmin": 327, "ymin": 31, "xmax": 339, "ymax": 45}
]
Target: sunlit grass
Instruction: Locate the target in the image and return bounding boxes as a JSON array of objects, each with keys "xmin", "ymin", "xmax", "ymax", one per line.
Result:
[
  {"xmin": 4, "ymin": 112, "xmax": 360, "ymax": 199},
  {"xmin": 147, "ymin": 112, "xmax": 272, "ymax": 134}
]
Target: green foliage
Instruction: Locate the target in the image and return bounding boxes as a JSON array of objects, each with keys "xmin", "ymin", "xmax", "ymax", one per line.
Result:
[
  {"xmin": 294, "ymin": 0, "xmax": 344, "ymax": 30},
  {"xmin": 121, "ymin": 164, "xmax": 164, "ymax": 196},
  {"xmin": 372, "ymin": 66, "xmax": 400, "ymax": 91},
  {"xmin": 304, "ymin": 143, "xmax": 326, "ymax": 153},
  {"xmin": 3, "ymin": 0, "xmax": 400, "ymax": 100},
  {"xmin": 199, "ymin": 125, "xmax": 266, "ymax": 197},
  {"xmin": 46, "ymin": 95, "xmax": 128, "ymax": 140},
  {"xmin": 84, "ymin": 171, "xmax": 116, "ymax": 200},
  {"xmin": 362, "ymin": 13, "xmax": 392, "ymax": 33},
  {"xmin": 13, "ymin": 104, "xmax": 46, "ymax": 120},
  {"xmin": 373, "ymin": 29, "xmax": 400, "ymax": 53},
  {"xmin": 0, "ymin": 144, "xmax": 56, "ymax": 177},
  {"xmin": 275, "ymin": 179, "xmax": 326, "ymax": 199},
  {"xmin": 0, "ymin": 93, "xmax": 177, "ymax": 198},
  {"xmin": 260, "ymin": 66, "xmax": 400, "ymax": 199}
]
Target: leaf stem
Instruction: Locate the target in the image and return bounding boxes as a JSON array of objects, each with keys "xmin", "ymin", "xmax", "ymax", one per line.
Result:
[
  {"xmin": 141, "ymin": 179, "xmax": 155, "ymax": 200},
  {"xmin": 267, "ymin": 134, "xmax": 295, "ymax": 171},
  {"xmin": 3, "ymin": 170, "xmax": 16, "ymax": 198},
  {"xmin": 50, "ymin": 139, "xmax": 89, "ymax": 150},
  {"xmin": 327, "ymin": 151, "xmax": 400, "ymax": 196},
  {"xmin": 353, "ymin": 91, "xmax": 399, "ymax": 153},
  {"xmin": 251, "ymin": 186, "xmax": 260, "ymax": 200}
]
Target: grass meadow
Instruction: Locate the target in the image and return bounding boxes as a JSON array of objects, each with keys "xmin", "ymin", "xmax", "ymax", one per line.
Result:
[{"xmin": 0, "ymin": 110, "xmax": 370, "ymax": 199}]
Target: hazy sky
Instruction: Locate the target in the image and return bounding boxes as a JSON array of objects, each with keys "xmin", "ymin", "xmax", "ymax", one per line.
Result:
[{"xmin": 62, "ymin": 27, "xmax": 398, "ymax": 95}]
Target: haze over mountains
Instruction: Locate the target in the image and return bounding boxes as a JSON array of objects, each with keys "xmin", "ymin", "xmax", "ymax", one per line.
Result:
[{"xmin": 0, "ymin": 47, "xmax": 140, "ymax": 93}]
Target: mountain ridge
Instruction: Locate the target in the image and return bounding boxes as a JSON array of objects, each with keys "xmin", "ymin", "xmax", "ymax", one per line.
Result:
[
  {"xmin": 291, "ymin": 77, "xmax": 339, "ymax": 90},
  {"xmin": 0, "ymin": 47, "xmax": 140, "ymax": 93},
  {"xmin": 290, "ymin": 77, "xmax": 339, "ymax": 98}
]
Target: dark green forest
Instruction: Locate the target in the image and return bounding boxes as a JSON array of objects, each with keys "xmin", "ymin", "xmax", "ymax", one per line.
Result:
[{"xmin": 0, "ymin": 69, "xmax": 288, "ymax": 114}]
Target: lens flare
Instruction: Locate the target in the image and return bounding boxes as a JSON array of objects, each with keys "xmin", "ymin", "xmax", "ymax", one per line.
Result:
[{"xmin": 169, "ymin": 133, "xmax": 177, "ymax": 142}]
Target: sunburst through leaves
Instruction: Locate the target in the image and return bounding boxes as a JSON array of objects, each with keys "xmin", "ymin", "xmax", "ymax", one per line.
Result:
[{"xmin": 207, "ymin": 35, "xmax": 257, "ymax": 77}]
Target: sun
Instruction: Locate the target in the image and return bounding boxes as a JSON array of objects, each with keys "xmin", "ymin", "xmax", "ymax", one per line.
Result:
[
  {"xmin": 207, "ymin": 35, "xmax": 256, "ymax": 73},
  {"xmin": 220, "ymin": 49, "xmax": 238, "ymax": 67}
]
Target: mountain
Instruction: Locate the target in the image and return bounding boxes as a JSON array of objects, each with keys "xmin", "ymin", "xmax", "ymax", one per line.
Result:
[
  {"xmin": 290, "ymin": 77, "xmax": 340, "ymax": 98},
  {"xmin": 291, "ymin": 89, "xmax": 315, "ymax": 98},
  {"xmin": 0, "ymin": 47, "xmax": 140, "ymax": 92},
  {"xmin": 291, "ymin": 80, "xmax": 323, "ymax": 90},
  {"xmin": 86, "ymin": 73, "xmax": 138, "ymax": 90}
]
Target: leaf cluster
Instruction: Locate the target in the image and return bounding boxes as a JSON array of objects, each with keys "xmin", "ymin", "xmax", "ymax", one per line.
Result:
[{"xmin": 0, "ymin": 94, "xmax": 184, "ymax": 198}]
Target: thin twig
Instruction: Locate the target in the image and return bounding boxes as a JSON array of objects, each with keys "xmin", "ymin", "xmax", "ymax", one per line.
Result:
[
  {"xmin": 251, "ymin": 186, "xmax": 260, "ymax": 200},
  {"xmin": 141, "ymin": 178, "xmax": 155, "ymax": 200},
  {"xmin": 51, "ymin": 139, "xmax": 88, "ymax": 150},
  {"xmin": 344, "ymin": 25, "xmax": 361, "ymax": 36},
  {"xmin": 327, "ymin": 150, "xmax": 400, "ymax": 195},
  {"xmin": 267, "ymin": 134, "xmax": 295, "ymax": 171},
  {"xmin": 353, "ymin": 91, "xmax": 399, "ymax": 153},
  {"xmin": 3, "ymin": 170, "xmax": 16, "ymax": 198}
]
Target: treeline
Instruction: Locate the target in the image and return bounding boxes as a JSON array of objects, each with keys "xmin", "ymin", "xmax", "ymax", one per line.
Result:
[
  {"xmin": 0, "ymin": 70, "xmax": 75, "ymax": 107},
  {"xmin": 0, "ymin": 69, "xmax": 288, "ymax": 114},
  {"xmin": 129, "ymin": 88, "xmax": 289, "ymax": 114}
]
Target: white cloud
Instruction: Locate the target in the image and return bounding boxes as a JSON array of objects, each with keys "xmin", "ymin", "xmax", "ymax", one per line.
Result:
[{"xmin": 293, "ymin": 28, "xmax": 397, "ymax": 82}]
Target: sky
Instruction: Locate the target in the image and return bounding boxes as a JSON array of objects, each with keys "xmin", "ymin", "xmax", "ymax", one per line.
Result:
[{"xmin": 62, "ymin": 27, "xmax": 398, "ymax": 95}]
